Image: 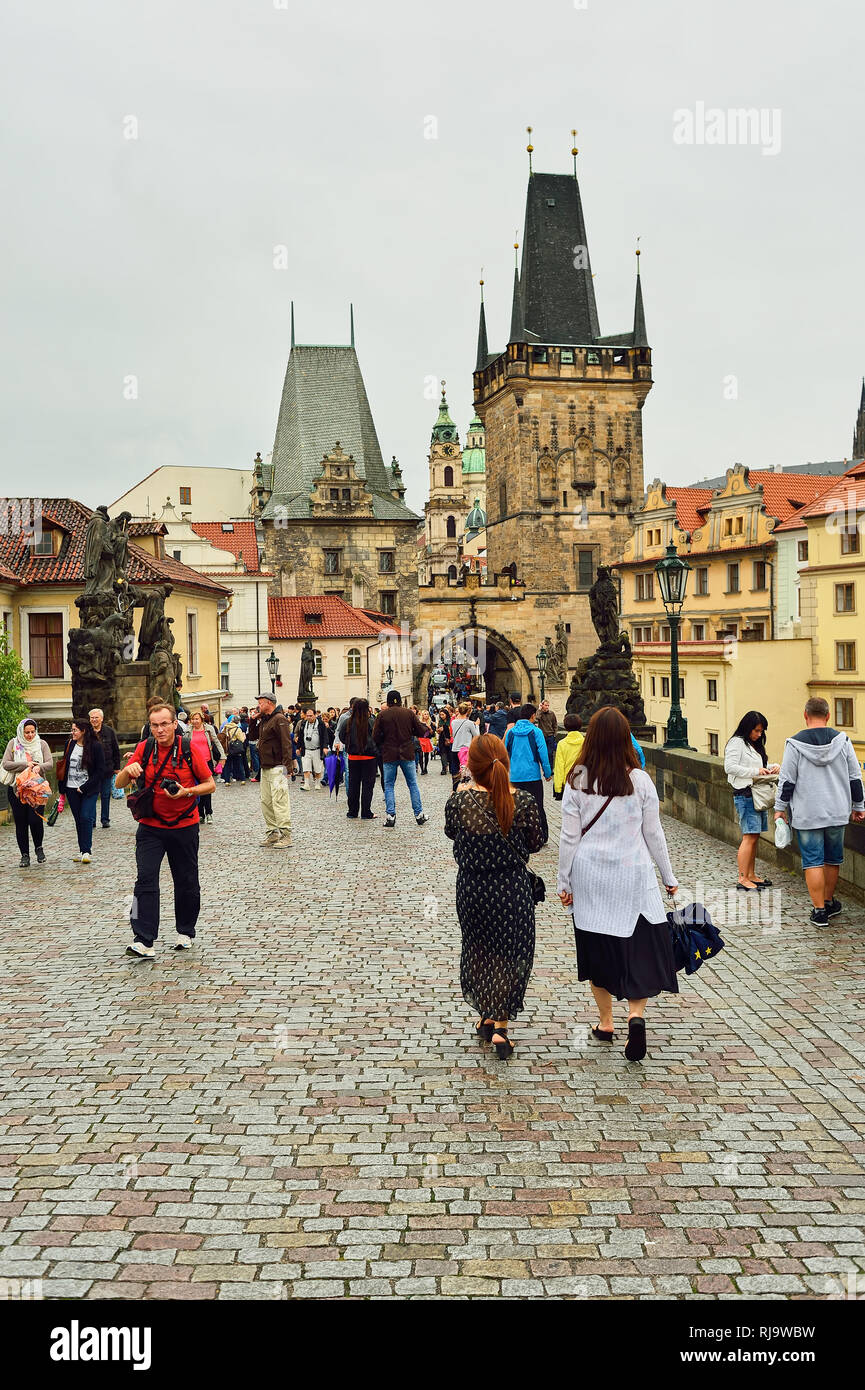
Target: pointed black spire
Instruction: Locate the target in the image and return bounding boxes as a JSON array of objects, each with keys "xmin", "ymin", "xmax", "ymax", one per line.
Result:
[
  {"xmin": 509, "ymin": 264, "xmax": 524, "ymax": 343},
  {"xmin": 633, "ymin": 248, "xmax": 648, "ymax": 348},
  {"xmin": 853, "ymin": 377, "xmax": 865, "ymax": 458},
  {"xmin": 519, "ymin": 171, "xmax": 600, "ymax": 343},
  {"xmin": 475, "ymin": 280, "xmax": 489, "ymax": 372}
]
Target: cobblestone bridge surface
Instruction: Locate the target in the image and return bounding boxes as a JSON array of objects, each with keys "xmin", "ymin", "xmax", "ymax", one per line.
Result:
[{"xmin": 1, "ymin": 770, "xmax": 864, "ymax": 1301}]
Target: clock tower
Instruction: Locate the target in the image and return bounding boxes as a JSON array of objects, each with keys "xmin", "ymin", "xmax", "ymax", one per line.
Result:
[{"xmin": 421, "ymin": 383, "xmax": 465, "ymax": 583}]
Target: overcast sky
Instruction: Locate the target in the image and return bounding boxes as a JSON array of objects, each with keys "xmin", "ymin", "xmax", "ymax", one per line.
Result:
[{"xmin": 2, "ymin": 0, "xmax": 862, "ymax": 515}]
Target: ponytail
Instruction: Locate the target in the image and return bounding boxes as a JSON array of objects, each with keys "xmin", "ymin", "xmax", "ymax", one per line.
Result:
[{"xmin": 467, "ymin": 733, "xmax": 514, "ymax": 834}]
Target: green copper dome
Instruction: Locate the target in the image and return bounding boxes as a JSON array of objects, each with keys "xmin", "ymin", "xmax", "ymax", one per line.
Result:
[
  {"xmin": 465, "ymin": 497, "xmax": 486, "ymax": 536},
  {"xmin": 430, "ymin": 388, "xmax": 458, "ymax": 445},
  {"xmin": 462, "ymin": 445, "xmax": 485, "ymax": 474}
]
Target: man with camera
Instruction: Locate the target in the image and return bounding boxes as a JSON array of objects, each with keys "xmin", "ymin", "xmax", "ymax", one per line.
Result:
[{"xmin": 116, "ymin": 702, "xmax": 215, "ymax": 958}]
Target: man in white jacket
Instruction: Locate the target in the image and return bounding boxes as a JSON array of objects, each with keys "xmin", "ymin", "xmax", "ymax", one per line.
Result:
[{"xmin": 774, "ymin": 697, "xmax": 865, "ymax": 926}]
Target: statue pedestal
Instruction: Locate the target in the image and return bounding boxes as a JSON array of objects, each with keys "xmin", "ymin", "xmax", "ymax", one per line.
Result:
[{"xmin": 115, "ymin": 661, "xmax": 150, "ymax": 743}]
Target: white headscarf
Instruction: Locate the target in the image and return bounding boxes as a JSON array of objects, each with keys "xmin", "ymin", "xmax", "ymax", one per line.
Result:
[{"xmin": 14, "ymin": 718, "xmax": 41, "ymax": 760}]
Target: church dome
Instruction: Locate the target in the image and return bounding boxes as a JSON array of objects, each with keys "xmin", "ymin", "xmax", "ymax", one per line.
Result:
[
  {"xmin": 430, "ymin": 386, "xmax": 458, "ymax": 445},
  {"xmin": 462, "ymin": 446, "xmax": 485, "ymax": 474},
  {"xmin": 465, "ymin": 497, "xmax": 486, "ymax": 536}
]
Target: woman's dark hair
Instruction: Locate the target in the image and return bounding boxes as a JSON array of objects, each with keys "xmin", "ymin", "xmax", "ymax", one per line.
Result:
[
  {"xmin": 349, "ymin": 698, "xmax": 371, "ymax": 752},
  {"xmin": 727, "ymin": 710, "xmax": 768, "ymax": 766},
  {"xmin": 71, "ymin": 716, "xmax": 97, "ymax": 771},
  {"xmin": 567, "ymin": 706, "xmax": 639, "ymax": 796},
  {"xmin": 467, "ymin": 734, "xmax": 515, "ymax": 834}
]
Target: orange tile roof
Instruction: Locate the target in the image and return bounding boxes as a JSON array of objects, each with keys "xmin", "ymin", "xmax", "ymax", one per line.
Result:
[
  {"xmin": 190, "ymin": 521, "xmax": 261, "ymax": 572},
  {"xmin": 774, "ymin": 460, "xmax": 865, "ymax": 530},
  {"xmin": 268, "ymin": 595, "xmax": 399, "ymax": 641},
  {"xmin": 0, "ymin": 497, "xmax": 229, "ymax": 597},
  {"xmin": 665, "ymin": 487, "xmax": 713, "ymax": 533},
  {"xmin": 748, "ymin": 472, "xmax": 840, "ymax": 523}
]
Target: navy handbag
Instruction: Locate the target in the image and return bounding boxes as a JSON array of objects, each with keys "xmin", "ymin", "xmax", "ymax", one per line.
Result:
[{"xmin": 667, "ymin": 902, "xmax": 725, "ymax": 975}]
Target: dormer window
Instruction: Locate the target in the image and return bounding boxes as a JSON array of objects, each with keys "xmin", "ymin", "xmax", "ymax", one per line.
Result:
[
  {"xmin": 304, "ymin": 612, "xmax": 323, "ymax": 624},
  {"xmin": 32, "ymin": 528, "xmax": 55, "ymax": 557},
  {"xmin": 221, "ymin": 523, "xmax": 234, "ymax": 532}
]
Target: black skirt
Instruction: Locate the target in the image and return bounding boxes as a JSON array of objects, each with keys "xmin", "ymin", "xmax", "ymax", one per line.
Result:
[{"xmin": 574, "ymin": 914, "xmax": 679, "ymax": 1001}]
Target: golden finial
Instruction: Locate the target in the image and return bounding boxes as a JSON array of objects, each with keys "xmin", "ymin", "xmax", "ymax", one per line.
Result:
[
  {"xmin": 526, "ymin": 125, "xmax": 533, "ymax": 174},
  {"xmin": 571, "ymin": 129, "xmax": 578, "ymax": 176},
  {"xmin": 441, "ymin": 378, "xmax": 446, "ymax": 399},
  {"xmin": 479, "ymin": 269, "xmax": 484, "ymax": 301},
  {"xmin": 635, "ymin": 235, "xmax": 641, "ymax": 271},
  {"xmin": 513, "ymin": 230, "xmax": 519, "ymax": 267}
]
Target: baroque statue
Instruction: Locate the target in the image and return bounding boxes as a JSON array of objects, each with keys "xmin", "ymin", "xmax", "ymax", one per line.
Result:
[{"xmin": 298, "ymin": 639, "xmax": 316, "ymax": 705}]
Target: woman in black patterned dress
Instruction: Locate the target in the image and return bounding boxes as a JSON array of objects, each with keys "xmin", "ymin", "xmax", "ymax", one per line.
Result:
[{"xmin": 444, "ymin": 734, "xmax": 544, "ymax": 1058}]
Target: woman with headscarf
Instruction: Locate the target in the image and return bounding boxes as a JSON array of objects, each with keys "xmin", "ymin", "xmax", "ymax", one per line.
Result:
[{"xmin": 1, "ymin": 717, "xmax": 53, "ymax": 867}]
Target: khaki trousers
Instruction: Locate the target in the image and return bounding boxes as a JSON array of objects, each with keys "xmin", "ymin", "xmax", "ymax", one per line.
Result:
[{"xmin": 260, "ymin": 765, "xmax": 292, "ymax": 832}]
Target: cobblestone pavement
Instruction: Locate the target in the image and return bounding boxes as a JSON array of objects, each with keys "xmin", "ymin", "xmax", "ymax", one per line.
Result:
[{"xmin": 1, "ymin": 768, "xmax": 864, "ymax": 1302}]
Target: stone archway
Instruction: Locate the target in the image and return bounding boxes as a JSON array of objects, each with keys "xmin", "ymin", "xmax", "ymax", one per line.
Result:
[{"xmin": 414, "ymin": 624, "xmax": 537, "ymax": 707}]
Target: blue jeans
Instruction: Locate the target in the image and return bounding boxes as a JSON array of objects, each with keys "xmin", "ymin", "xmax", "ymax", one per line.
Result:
[
  {"xmin": 248, "ymin": 742, "xmax": 260, "ymax": 777},
  {"xmin": 382, "ymin": 759, "xmax": 423, "ymax": 818},
  {"xmin": 223, "ymin": 749, "xmax": 247, "ymax": 782},
  {"xmin": 796, "ymin": 824, "xmax": 846, "ymax": 869},
  {"xmin": 67, "ymin": 788, "xmax": 98, "ymax": 853},
  {"xmin": 733, "ymin": 792, "xmax": 767, "ymax": 835},
  {"xmin": 98, "ymin": 773, "xmax": 114, "ymax": 826}
]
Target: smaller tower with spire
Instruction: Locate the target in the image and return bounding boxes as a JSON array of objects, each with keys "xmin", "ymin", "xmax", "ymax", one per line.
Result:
[{"xmin": 853, "ymin": 379, "xmax": 865, "ymax": 459}]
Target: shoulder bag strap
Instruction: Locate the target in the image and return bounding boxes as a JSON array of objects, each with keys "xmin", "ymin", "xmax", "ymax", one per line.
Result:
[{"xmin": 581, "ymin": 793, "xmax": 614, "ymax": 836}]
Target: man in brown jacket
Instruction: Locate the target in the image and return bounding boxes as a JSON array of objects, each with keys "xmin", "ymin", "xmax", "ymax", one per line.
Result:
[
  {"xmin": 255, "ymin": 693, "xmax": 294, "ymax": 848},
  {"xmin": 372, "ymin": 690, "xmax": 429, "ymax": 828}
]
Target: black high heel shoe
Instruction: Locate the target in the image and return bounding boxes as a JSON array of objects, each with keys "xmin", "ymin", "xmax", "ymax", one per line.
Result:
[
  {"xmin": 475, "ymin": 1019, "xmax": 494, "ymax": 1042},
  {"xmin": 492, "ymin": 1028, "xmax": 514, "ymax": 1060}
]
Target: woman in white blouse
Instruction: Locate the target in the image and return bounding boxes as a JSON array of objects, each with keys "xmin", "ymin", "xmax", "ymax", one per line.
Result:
[
  {"xmin": 557, "ymin": 706, "xmax": 679, "ymax": 1062},
  {"xmin": 723, "ymin": 711, "xmax": 779, "ymax": 891}
]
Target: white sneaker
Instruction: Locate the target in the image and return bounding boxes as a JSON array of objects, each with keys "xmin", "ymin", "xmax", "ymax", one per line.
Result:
[
  {"xmin": 315, "ymin": 781, "xmax": 325, "ymax": 791},
  {"xmin": 80, "ymin": 852, "xmax": 92, "ymax": 864},
  {"xmin": 126, "ymin": 940, "xmax": 155, "ymax": 958},
  {"xmin": 72, "ymin": 853, "xmax": 83, "ymax": 862},
  {"xmin": 174, "ymin": 933, "xmax": 194, "ymax": 950},
  {"xmin": 300, "ymin": 782, "xmax": 310, "ymax": 791}
]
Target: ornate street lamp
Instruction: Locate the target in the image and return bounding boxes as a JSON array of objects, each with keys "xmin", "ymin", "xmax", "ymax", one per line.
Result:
[
  {"xmin": 266, "ymin": 648, "xmax": 279, "ymax": 694},
  {"xmin": 536, "ymin": 643, "xmax": 549, "ymax": 703},
  {"xmin": 655, "ymin": 543, "xmax": 693, "ymax": 749},
  {"xmin": 385, "ymin": 663, "xmax": 394, "ymax": 687}
]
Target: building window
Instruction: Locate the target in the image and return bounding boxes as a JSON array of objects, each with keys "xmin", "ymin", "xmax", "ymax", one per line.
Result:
[
  {"xmin": 796, "ymin": 586, "xmax": 802, "ymax": 618},
  {"xmin": 734, "ymin": 515, "xmax": 744, "ymax": 534},
  {"xmin": 313, "ymin": 649, "xmax": 323, "ymax": 677},
  {"xmin": 632, "ymin": 625, "xmax": 652, "ymax": 643},
  {"xmin": 691, "ymin": 623, "xmax": 705, "ymax": 641},
  {"xmin": 723, "ymin": 517, "xmax": 732, "ymax": 538},
  {"xmin": 220, "ymin": 661, "xmax": 230, "ymax": 692},
  {"xmin": 443, "ymin": 465, "xmax": 454, "ymax": 488},
  {"xmin": 835, "ymin": 698, "xmax": 854, "ymax": 728},
  {"xmin": 560, "ymin": 349, "xmax": 574, "ymax": 364},
  {"xmin": 562, "ymin": 491, "xmax": 568, "ymax": 508},
  {"xmin": 577, "ymin": 550, "xmax": 594, "ymax": 588},
  {"xmin": 679, "ymin": 677, "xmax": 685, "ymax": 697},
  {"xmin": 841, "ymin": 529, "xmax": 861, "ymax": 554},
  {"xmin": 707, "ymin": 678, "xmax": 718, "ymax": 703},
  {"xmin": 28, "ymin": 612, "xmax": 63, "ymax": 678},
  {"xmin": 324, "ymin": 549, "xmax": 342, "ymax": 574},
  {"xmin": 533, "ymin": 348, "xmax": 548, "ymax": 364},
  {"xmin": 346, "ymin": 648, "xmax": 362, "ymax": 676},
  {"xmin": 708, "ymin": 732, "xmax": 719, "ymax": 757},
  {"xmin": 220, "ymin": 610, "xmax": 229, "ymax": 632},
  {"xmin": 172, "ymin": 549, "xmax": 182, "ymax": 562},
  {"xmin": 661, "ymin": 676, "xmax": 670, "ymax": 698},
  {"xmin": 378, "ymin": 550, "xmax": 395, "ymax": 574},
  {"xmin": 186, "ymin": 611, "xmax": 199, "ymax": 676},
  {"xmin": 726, "ymin": 562, "xmax": 740, "ymax": 593},
  {"xmin": 446, "ymin": 515, "xmax": 457, "ymax": 539},
  {"xmin": 836, "ymin": 641, "xmax": 856, "ymax": 672},
  {"xmin": 695, "ymin": 566, "xmax": 709, "ymax": 596},
  {"xmin": 835, "ymin": 583, "xmax": 855, "ymax": 613},
  {"xmin": 341, "ymin": 488, "xmax": 352, "ymax": 502},
  {"xmin": 378, "ymin": 591, "xmax": 397, "ymax": 616},
  {"xmin": 797, "ymin": 539, "xmax": 809, "ymax": 562},
  {"xmin": 650, "ymin": 676, "xmax": 656, "ymax": 696},
  {"xmin": 587, "ymin": 350, "xmax": 600, "ymax": 365},
  {"xmin": 32, "ymin": 529, "xmax": 55, "ymax": 557},
  {"xmin": 659, "ymin": 624, "xmax": 671, "ymax": 642},
  {"xmin": 329, "ymin": 488, "xmax": 340, "ymax": 502},
  {"xmin": 635, "ymin": 571, "xmax": 654, "ymax": 601},
  {"xmin": 447, "ymin": 565, "xmax": 457, "ymax": 581},
  {"xmin": 179, "ymin": 487, "xmax": 191, "ymax": 506},
  {"xmin": 752, "ymin": 560, "xmax": 767, "ymax": 590}
]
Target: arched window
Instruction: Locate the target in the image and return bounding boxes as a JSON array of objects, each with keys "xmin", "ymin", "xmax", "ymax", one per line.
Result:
[
  {"xmin": 443, "ymin": 465, "xmax": 454, "ymax": 488},
  {"xmin": 346, "ymin": 647, "xmax": 361, "ymax": 676},
  {"xmin": 313, "ymin": 649, "xmax": 323, "ymax": 677},
  {"xmin": 447, "ymin": 565, "xmax": 457, "ymax": 581},
  {"xmin": 446, "ymin": 515, "xmax": 457, "ymax": 538}
]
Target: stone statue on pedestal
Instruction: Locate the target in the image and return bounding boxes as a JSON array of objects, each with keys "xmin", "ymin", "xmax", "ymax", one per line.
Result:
[
  {"xmin": 566, "ymin": 566, "xmax": 645, "ymax": 728},
  {"xmin": 298, "ymin": 640, "xmax": 316, "ymax": 706}
]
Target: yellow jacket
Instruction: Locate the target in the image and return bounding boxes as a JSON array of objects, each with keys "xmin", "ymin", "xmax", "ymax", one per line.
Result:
[{"xmin": 554, "ymin": 730, "xmax": 585, "ymax": 795}]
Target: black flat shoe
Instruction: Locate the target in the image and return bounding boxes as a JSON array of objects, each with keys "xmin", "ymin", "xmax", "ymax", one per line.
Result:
[
  {"xmin": 753, "ymin": 878, "xmax": 772, "ymax": 887},
  {"xmin": 736, "ymin": 882, "xmax": 760, "ymax": 892},
  {"xmin": 492, "ymin": 1028, "xmax": 514, "ymax": 1060},
  {"xmin": 624, "ymin": 1016, "xmax": 647, "ymax": 1062},
  {"xmin": 591, "ymin": 1025, "xmax": 615, "ymax": 1042},
  {"xmin": 475, "ymin": 1019, "xmax": 494, "ymax": 1043}
]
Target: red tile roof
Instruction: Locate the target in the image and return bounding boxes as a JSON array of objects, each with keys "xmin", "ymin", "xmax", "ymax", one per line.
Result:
[
  {"xmin": 774, "ymin": 461, "xmax": 865, "ymax": 531},
  {"xmin": 190, "ymin": 521, "xmax": 261, "ymax": 572},
  {"xmin": 129, "ymin": 520, "xmax": 167, "ymax": 536},
  {"xmin": 748, "ymin": 472, "xmax": 840, "ymax": 523},
  {"xmin": 268, "ymin": 595, "xmax": 399, "ymax": 640},
  {"xmin": 0, "ymin": 497, "xmax": 229, "ymax": 597},
  {"xmin": 666, "ymin": 487, "xmax": 713, "ymax": 533}
]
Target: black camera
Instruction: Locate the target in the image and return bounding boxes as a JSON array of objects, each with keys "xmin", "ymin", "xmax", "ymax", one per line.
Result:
[{"xmin": 161, "ymin": 778, "xmax": 181, "ymax": 795}]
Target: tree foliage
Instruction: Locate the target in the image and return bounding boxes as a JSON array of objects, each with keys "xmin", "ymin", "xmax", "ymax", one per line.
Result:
[{"xmin": 0, "ymin": 628, "xmax": 30, "ymax": 749}]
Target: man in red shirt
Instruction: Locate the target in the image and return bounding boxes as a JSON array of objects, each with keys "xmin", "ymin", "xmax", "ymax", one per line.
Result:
[{"xmin": 116, "ymin": 702, "xmax": 214, "ymax": 958}]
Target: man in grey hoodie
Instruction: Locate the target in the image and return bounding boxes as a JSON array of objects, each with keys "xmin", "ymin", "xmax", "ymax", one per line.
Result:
[{"xmin": 774, "ymin": 696, "xmax": 865, "ymax": 926}]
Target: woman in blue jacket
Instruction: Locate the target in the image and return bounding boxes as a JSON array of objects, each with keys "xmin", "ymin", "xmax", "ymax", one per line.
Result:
[{"xmin": 504, "ymin": 704, "xmax": 552, "ymax": 844}]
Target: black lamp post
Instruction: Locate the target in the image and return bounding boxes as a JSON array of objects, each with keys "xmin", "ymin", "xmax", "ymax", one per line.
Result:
[
  {"xmin": 385, "ymin": 663, "xmax": 394, "ymax": 687},
  {"xmin": 536, "ymin": 644, "xmax": 549, "ymax": 703},
  {"xmin": 265, "ymin": 648, "xmax": 279, "ymax": 694},
  {"xmin": 655, "ymin": 543, "xmax": 693, "ymax": 749}
]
